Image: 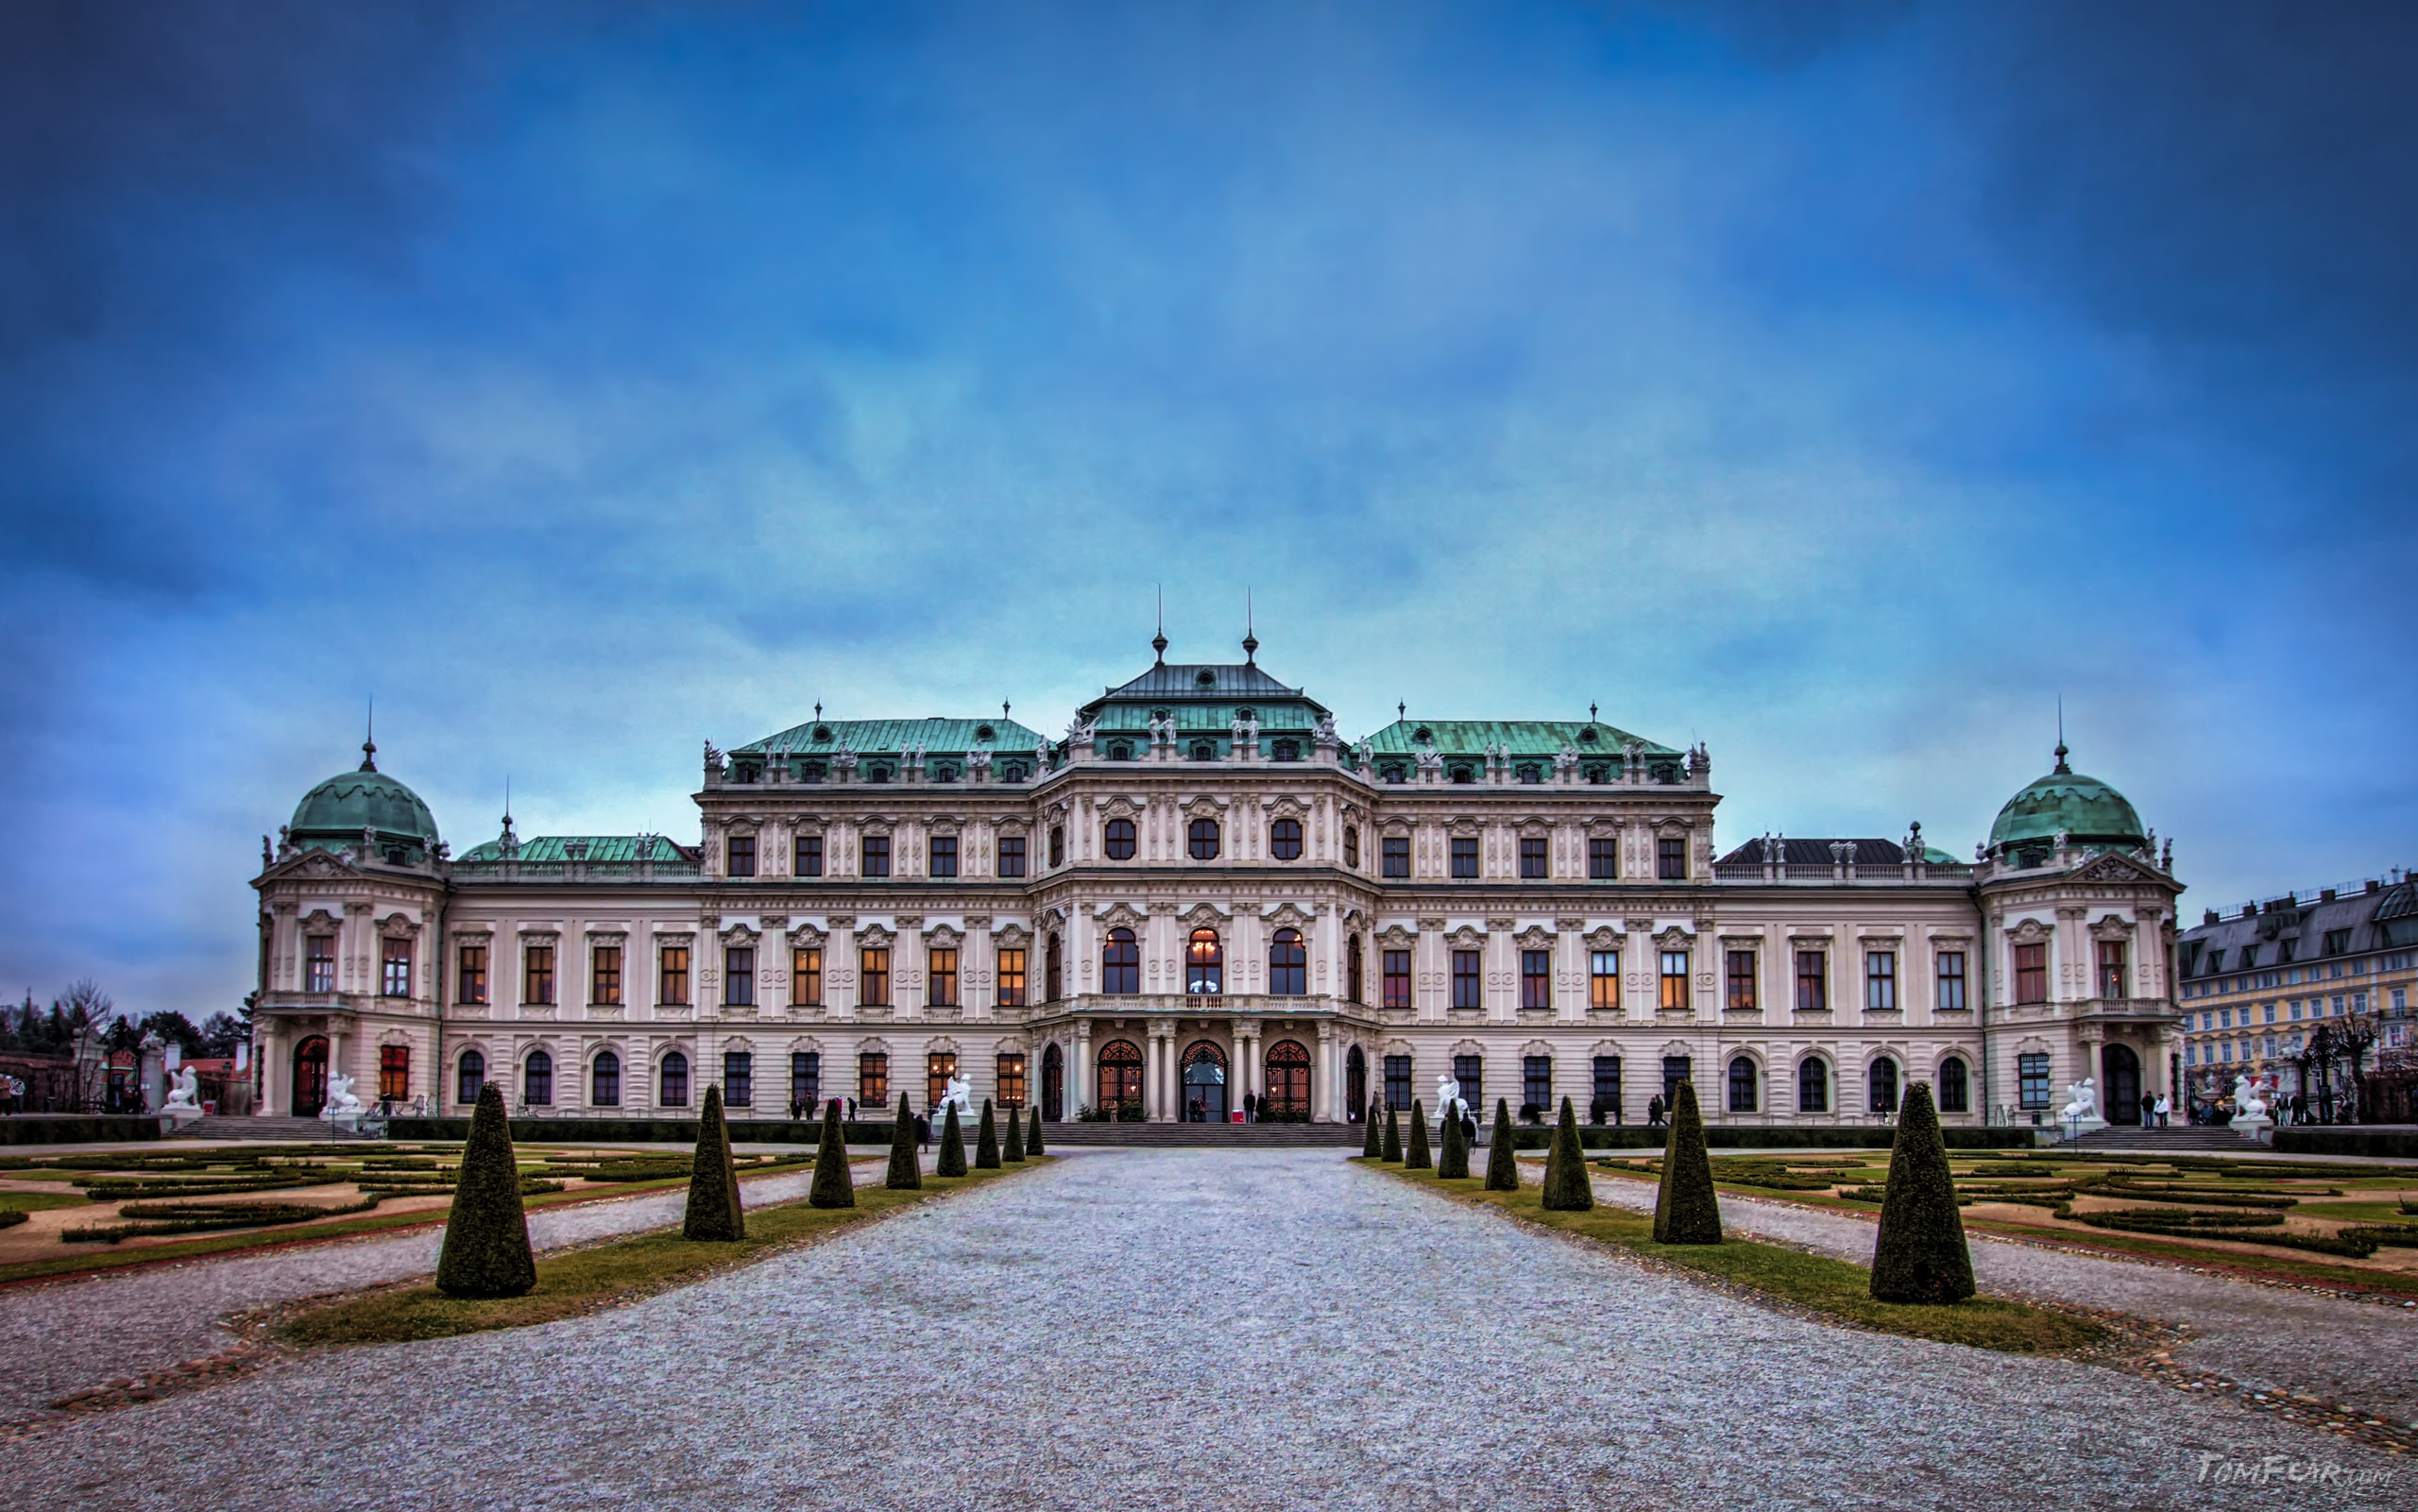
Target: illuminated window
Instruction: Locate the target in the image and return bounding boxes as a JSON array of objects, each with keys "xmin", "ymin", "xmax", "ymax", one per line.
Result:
[
  {"xmin": 523, "ymin": 944, "xmax": 554, "ymax": 1006},
  {"xmin": 1521, "ymin": 949, "xmax": 1551, "ymax": 1009},
  {"xmin": 381, "ymin": 940, "xmax": 412, "ymax": 997},
  {"xmin": 660, "ymin": 943, "xmax": 690, "ymax": 1005},
  {"xmin": 928, "ymin": 946, "xmax": 959, "ymax": 1007},
  {"xmin": 379, "ymin": 1045, "xmax": 410, "ymax": 1102},
  {"xmin": 1726, "ymin": 950, "xmax": 1756, "ymax": 1011},
  {"xmin": 1187, "ymin": 929, "xmax": 1223, "ymax": 994},
  {"xmin": 1383, "ymin": 949, "xmax": 1412, "ymax": 1010},
  {"xmin": 456, "ymin": 943, "xmax": 487, "ymax": 1005},
  {"xmin": 591, "ymin": 944, "xmax": 622, "ymax": 1007},
  {"xmin": 1660, "ymin": 951, "xmax": 1690, "ymax": 1011},
  {"xmin": 996, "ymin": 1051, "xmax": 1027, "ymax": 1108},
  {"xmin": 858, "ymin": 1051, "xmax": 888, "ymax": 1105},
  {"xmin": 792, "ymin": 946, "xmax": 822, "ymax": 1006},
  {"xmin": 996, "ymin": 947, "xmax": 1027, "ymax": 1007},
  {"xmin": 859, "ymin": 946, "xmax": 890, "ymax": 1006},
  {"xmin": 305, "ymin": 937, "xmax": 335, "ymax": 994}
]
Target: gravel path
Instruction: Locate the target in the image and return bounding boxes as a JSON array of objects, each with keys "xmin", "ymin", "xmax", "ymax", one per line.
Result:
[
  {"xmin": 1575, "ymin": 1164, "xmax": 2418, "ymax": 1424},
  {"xmin": 1, "ymin": 1149, "xmax": 2405, "ymax": 1511},
  {"xmin": 0, "ymin": 1160, "xmax": 880, "ymax": 1424}
]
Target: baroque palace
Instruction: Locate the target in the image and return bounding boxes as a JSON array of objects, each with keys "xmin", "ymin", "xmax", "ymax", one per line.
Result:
[{"xmin": 249, "ymin": 636, "xmax": 2188, "ymax": 1133}]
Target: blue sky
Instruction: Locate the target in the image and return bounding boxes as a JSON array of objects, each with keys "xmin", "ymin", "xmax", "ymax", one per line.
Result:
[{"xmin": 5, "ymin": 1, "xmax": 2414, "ymax": 1018}]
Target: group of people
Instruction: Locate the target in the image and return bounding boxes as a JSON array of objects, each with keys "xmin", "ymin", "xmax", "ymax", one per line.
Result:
[{"xmin": 2133, "ymin": 1094, "xmax": 2173, "ymax": 1128}]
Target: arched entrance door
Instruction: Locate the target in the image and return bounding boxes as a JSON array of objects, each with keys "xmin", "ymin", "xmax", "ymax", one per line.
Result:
[
  {"xmin": 2102, "ymin": 1043, "xmax": 2142, "ymax": 1126},
  {"xmin": 1181, "ymin": 1042, "xmax": 1228, "ymax": 1122},
  {"xmin": 292, "ymin": 1036, "xmax": 330, "ymax": 1118},
  {"xmin": 1346, "ymin": 1045, "xmax": 1367, "ymax": 1117},
  {"xmin": 1264, "ymin": 1040, "xmax": 1311, "ymax": 1120},
  {"xmin": 1096, "ymin": 1039, "xmax": 1144, "ymax": 1115},
  {"xmin": 1041, "ymin": 1044, "xmax": 1064, "ymax": 1121}
]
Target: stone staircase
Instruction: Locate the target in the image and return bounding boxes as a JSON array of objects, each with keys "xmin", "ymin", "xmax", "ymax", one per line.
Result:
[
  {"xmin": 1038, "ymin": 1121, "xmax": 1366, "ymax": 1148},
  {"xmin": 165, "ymin": 1114, "xmax": 373, "ymax": 1142},
  {"xmin": 2055, "ymin": 1125, "xmax": 2258, "ymax": 1153}
]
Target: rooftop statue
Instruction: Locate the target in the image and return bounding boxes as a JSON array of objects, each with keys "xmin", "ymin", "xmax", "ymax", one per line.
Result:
[{"xmin": 1313, "ymin": 712, "xmax": 1338, "ymax": 744}]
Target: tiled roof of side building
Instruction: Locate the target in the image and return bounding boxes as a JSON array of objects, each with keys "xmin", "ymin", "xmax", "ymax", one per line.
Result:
[
  {"xmin": 2177, "ymin": 879, "xmax": 2418, "ymax": 961},
  {"xmin": 732, "ymin": 716, "xmax": 1047, "ymax": 756},
  {"xmin": 454, "ymin": 834, "xmax": 694, "ymax": 864},
  {"xmin": 1360, "ymin": 719, "xmax": 1674, "ymax": 757},
  {"xmin": 1714, "ymin": 838, "xmax": 1958, "ymax": 866}
]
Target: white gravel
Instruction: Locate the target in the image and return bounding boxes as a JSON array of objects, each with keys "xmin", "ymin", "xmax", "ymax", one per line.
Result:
[
  {"xmin": 0, "ymin": 1149, "xmax": 2406, "ymax": 1511},
  {"xmin": 1576, "ymin": 1164, "xmax": 2418, "ymax": 1424}
]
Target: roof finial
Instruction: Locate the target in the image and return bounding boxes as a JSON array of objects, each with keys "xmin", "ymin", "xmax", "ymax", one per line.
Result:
[
  {"xmin": 1241, "ymin": 587, "xmax": 1257, "ymax": 663},
  {"xmin": 1589, "ymin": 702, "xmax": 1598, "ymax": 723},
  {"xmin": 1397, "ymin": 700, "xmax": 1406, "ymax": 722},
  {"xmin": 2054, "ymin": 696, "xmax": 2069, "ymax": 773},
  {"xmin": 1152, "ymin": 586, "xmax": 1167, "ymax": 662},
  {"xmin": 360, "ymin": 696, "xmax": 377, "ymax": 772},
  {"xmin": 502, "ymin": 775, "xmax": 512, "ymax": 830},
  {"xmin": 1003, "ymin": 699, "xmax": 1012, "ymax": 720},
  {"xmin": 814, "ymin": 701, "xmax": 822, "ymax": 722}
]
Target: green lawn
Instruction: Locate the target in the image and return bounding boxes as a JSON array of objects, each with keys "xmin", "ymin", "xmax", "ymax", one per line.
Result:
[{"xmin": 0, "ymin": 1189, "xmax": 90, "ymax": 1213}]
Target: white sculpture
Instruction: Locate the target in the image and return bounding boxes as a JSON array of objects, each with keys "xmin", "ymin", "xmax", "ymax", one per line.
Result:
[
  {"xmin": 1229, "ymin": 712, "xmax": 1257, "ymax": 744},
  {"xmin": 934, "ymin": 1072, "xmax": 974, "ymax": 1123},
  {"xmin": 320, "ymin": 1070, "xmax": 366, "ymax": 1130},
  {"xmin": 1555, "ymin": 744, "xmax": 1579, "ymax": 777},
  {"xmin": 2232, "ymin": 1074, "xmax": 2270, "ymax": 1123},
  {"xmin": 1434, "ymin": 1073, "xmax": 1469, "ymax": 1127},
  {"xmin": 830, "ymin": 740, "xmax": 858, "ymax": 776},
  {"xmin": 1149, "ymin": 712, "xmax": 1174, "ymax": 744},
  {"xmin": 1313, "ymin": 712, "xmax": 1339, "ymax": 745},
  {"xmin": 162, "ymin": 1063, "xmax": 203, "ymax": 1125},
  {"xmin": 2059, "ymin": 1077, "xmax": 2099, "ymax": 1124},
  {"xmin": 967, "ymin": 745, "xmax": 992, "ymax": 774},
  {"xmin": 1414, "ymin": 746, "xmax": 1443, "ymax": 774},
  {"xmin": 1064, "ymin": 717, "xmax": 1097, "ymax": 744}
]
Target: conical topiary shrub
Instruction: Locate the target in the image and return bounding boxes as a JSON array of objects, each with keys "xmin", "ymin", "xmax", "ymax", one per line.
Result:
[
  {"xmin": 1362, "ymin": 1097, "xmax": 1383, "ymax": 1158},
  {"xmin": 808, "ymin": 1097, "xmax": 856, "ymax": 1208},
  {"xmin": 1405, "ymin": 1098, "xmax": 1432, "ymax": 1169},
  {"xmin": 1541, "ymin": 1096, "xmax": 1593, "ymax": 1211},
  {"xmin": 1870, "ymin": 1082, "xmax": 1976, "ymax": 1303},
  {"xmin": 1383, "ymin": 1104, "xmax": 1403, "ymax": 1162},
  {"xmin": 1437, "ymin": 1096, "xmax": 1469, "ymax": 1179},
  {"xmin": 1028, "ymin": 1105, "xmax": 1046, "ymax": 1156},
  {"xmin": 683, "ymin": 1083, "xmax": 746, "ymax": 1240},
  {"xmin": 976, "ymin": 1097, "xmax": 1001, "ymax": 1169},
  {"xmin": 886, "ymin": 1091, "xmax": 921, "ymax": 1189},
  {"xmin": 1004, "ymin": 1101, "xmax": 1027, "ymax": 1163},
  {"xmin": 936, "ymin": 1102, "xmax": 968, "ymax": 1177},
  {"xmin": 434, "ymin": 1082, "xmax": 536, "ymax": 1297},
  {"xmin": 1485, "ymin": 1096, "xmax": 1519, "ymax": 1191},
  {"xmin": 1651, "ymin": 1079, "xmax": 1722, "ymax": 1244}
]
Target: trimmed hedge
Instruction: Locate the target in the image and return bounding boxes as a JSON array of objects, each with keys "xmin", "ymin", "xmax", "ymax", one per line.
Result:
[
  {"xmin": 434, "ymin": 1084, "xmax": 536, "ymax": 1298},
  {"xmin": 0, "ymin": 1116, "xmax": 162, "ymax": 1146},
  {"xmin": 808, "ymin": 1100, "xmax": 856, "ymax": 1209},
  {"xmin": 1541, "ymin": 1096, "xmax": 1593, "ymax": 1212},
  {"xmin": 1652, "ymin": 1082, "xmax": 1722, "ymax": 1244},
  {"xmin": 387, "ymin": 1116, "xmax": 897, "ymax": 1145},
  {"xmin": 2275, "ymin": 1129, "xmax": 2418, "ymax": 1159},
  {"xmin": 681, "ymin": 1086, "xmax": 745, "ymax": 1241},
  {"xmin": 1485, "ymin": 1098, "xmax": 1518, "ymax": 1192},
  {"xmin": 1405, "ymin": 1100, "xmax": 1432, "ymax": 1169},
  {"xmin": 886, "ymin": 1094, "xmax": 921, "ymax": 1190},
  {"xmin": 1869, "ymin": 1084, "xmax": 1975, "ymax": 1303},
  {"xmin": 1362, "ymin": 1098, "xmax": 1383, "ymax": 1160},
  {"xmin": 1029, "ymin": 1107, "xmax": 1046, "ymax": 1157},
  {"xmin": 1003, "ymin": 1102, "xmax": 1026, "ymax": 1164},
  {"xmin": 976, "ymin": 1099, "xmax": 1000, "ymax": 1170},
  {"xmin": 1505, "ymin": 1125, "xmax": 2037, "ymax": 1151},
  {"xmin": 1382, "ymin": 1106, "xmax": 1403, "ymax": 1163}
]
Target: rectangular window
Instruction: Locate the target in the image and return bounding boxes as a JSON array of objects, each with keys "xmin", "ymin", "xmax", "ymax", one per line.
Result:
[
  {"xmin": 1522, "ymin": 1055, "xmax": 1553, "ymax": 1114},
  {"xmin": 928, "ymin": 946, "xmax": 960, "ymax": 1007},
  {"xmin": 1520, "ymin": 949, "xmax": 1552, "ymax": 1009},
  {"xmin": 1451, "ymin": 949, "xmax": 1483, "ymax": 1010},
  {"xmin": 1344, "ymin": 826, "xmax": 1360, "ymax": 867},
  {"xmin": 724, "ymin": 946, "xmax": 755, "ymax": 1006},
  {"xmin": 1383, "ymin": 1055, "xmax": 1413, "ymax": 1112},
  {"xmin": 727, "ymin": 835, "xmax": 756, "ymax": 877},
  {"xmin": 1865, "ymin": 951, "xmax": 1897, "ymax": 1011},
  {"xmin": 2323, "ymin": 928, "xmax": 2351, "ymax": 956},
  {"xmin": 1520, "ymin": 837, "xmax": 1548, "ymax": 879},
  {"xmin": 998, "ymin": 836, "xmax": 1027, "ymax": 877},
  {"xmin": 1657, "ymin": 837, "xmax": 1686, "ymax": 880},
  {"xmin": 1451, "ymin": 836, "xmax": 1479, "ymax": 878},
  {"xmin": 660, "ymin": 943, "xmax": 690, "ymax": 1006},
  {"xmin": 381, "ymin": 940, "xmax": 412, "ymax": 997},
  {"xmin": 1453, "ymin": 1053, "xmax": 1483, "ymax": 1113},
  {"xmin": 929, "ymin": 836, "xmax": 958, "ymax": 878},
  {"xmin": 2219, "ymin": 1007, "xmax": 2232, "ymax": 1028},
  {"xmin": 378, "ymin": 1045, "xmax": 409, "ymax": 1102},
  {"xmin": 591, "ymin": 944, "xmax": 622, "ymax": 1006},
  {"xmin": 1936, "ymin": 951, "xmax": 1967, "ymax": 1011},
  {"xmin": 2015, "ymin": 943, "xmax": 2048, "ymax": 1005},
  {"xmin": 2018, "ymin": 1051, "xmax": 2052, "ymax": 1111},
  {"xmin": 927, "ymin": 1052, "xmax": 958, "ymax": 1111},
  {"xmin": 457, "ymin": 943, "xmax": 488, "ymax": 1005},
  {"xmin": 1383, "ymin": 836, "xmax": 1410, "ymax": 878},
  {"xmin": 1383, "ymin": 950, "xmax": 1413, "ymax": 1010},
  {"xmin": 1795, "ymin": 950, "xmax": 1827, "ymax": 1011},
  {"xmin": 1660, "ymin": 950, "xmax": 1690, "ymax": 1011},
  {"xmin": 1591, "ymin": 950, "xmax": 1622, "ymax": 1011},
  {"xmin": 996, "ymin": 1052, "xmax": 1028, "ymax": 1108},
  {"xmin": 523, "ymin": 944, "xmax": 555, "ymax": 1006},
  {"xmin": 1726, "ymin": 950, "xmax": 1757, "ymax": 1011},
  {"xmin": 723, "ymin": 1050, "xmax": 753, "ymax": 1107},
  {"xmin": 1047, "ymin": 826, "xmax": 1064, "ymax": 868},
  {"xmin": 305, "ymin": 936, "xmax": 336, "ymax": 994},
  {"xmin": 1589, "ymin": 837, "xmax": 1617, "ymax": 880},
  {"xmin": 2097, "ymin": 940, "xmax": 2128, "ymax": 999},
  {"xmin": 996, "ymin": 947, "xmax": 1027, "ymax": 1008},
  {"xmin": 1592, "ymin": 1056, "xmax": 1621, "ymax": 1118},
  {"xmin": 791, "ymin": 1051, "xmax": 820, "ymax": 1112},
  {"xmin": 860, "ymin": 946, "xmax": 890, "ymax": 1006},
  {"xmin": 858, "ymin": 1051, "xmax": 889, "ymax": 1106},
  {"xmin": 795, "ymin": 834, "xmax": 824, "ymax": 876},
  {"xmin": 862, "ymin": 835, "xmax": 891, "ymax": 877},
  {"xmin": 792, "ymin": 945, "xmax": 823, "ymax": 1006}
]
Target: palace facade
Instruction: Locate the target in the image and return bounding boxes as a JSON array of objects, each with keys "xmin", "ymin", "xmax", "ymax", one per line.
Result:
[{"xmin": 249, "ymin": 638, "xmax": 2188, "ymax": 1132}]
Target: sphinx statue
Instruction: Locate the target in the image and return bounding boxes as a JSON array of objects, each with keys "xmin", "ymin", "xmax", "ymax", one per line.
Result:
[
  {"xmin": 2059, "ymin": 1077, "xmax": 2099, "ymax": 1124},
  {"xmin": 162, "ymin": 1063, "xmax": 203, "ymax": 1125}
]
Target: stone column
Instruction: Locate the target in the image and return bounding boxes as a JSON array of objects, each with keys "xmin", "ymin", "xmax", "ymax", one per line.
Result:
[
  {"xmin": 1318, "ymin": 1023, "xmax": 1337, "ymax": 1122},
  {"xmin": 1073, "ymin": 1023, "xmax": 1093, "ymax": 1118}
]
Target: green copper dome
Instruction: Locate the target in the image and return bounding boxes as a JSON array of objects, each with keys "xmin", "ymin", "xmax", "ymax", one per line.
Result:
[
  {"xmin": 288, "ymin": 742, "xmax": 440, "ymax": 858},
  {"xmin": 1987, "ymin": 744, "xmax": 2145, "ymax": 853}
]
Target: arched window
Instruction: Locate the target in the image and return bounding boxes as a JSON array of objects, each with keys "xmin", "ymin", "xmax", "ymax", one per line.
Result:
[
  {"xmin": 1045, "ymin": 933, "xmax": 1064, "ymax": 1000},
  {"xmin": 1347, "ymin": 935, "xmax": 1365, "ymax": 1004},
  {"xmin": 1346, "ymin": 1045, "xmax": 1367, "ymax": 1113},
  {"xmin": 661, "ymin": 1049, "xmax": 690, "ymax": 1108},
  {"xmin": 1097, "ymin": 1039, "xmax": 1143, "ymax": 1113},
  {"xmin": 1188, "ymin": 818, "xmax": 1221, "ymax": 859},
  {"xmin": 591, "ymin": 1049, "xmax": 621, "ymax": 1107},
  {"xmin": 1728, "ymin": 1056, "xmax": 1758, "ymax": 1113},
  {"xmin": 1937, "ymin": 1056, "xmax": 1969, "ymax": 1113},
  {"xmin": 524, "ymin": 1048, "xmax": 553, "ymax": 1106},
  {"xmin": 1102, "ymin": 928, "xmax": 1140, "ymax": 994},
  {"xmin": 1263, "ymin": 1040, "xmax": 1312, "ymax": 1118},
  {"xmin": 1797, "ymin": 1057, "xmax": 1829, "ymax": 1113},
  {"xmin": 1269, "ymin": 818, "xmax": 1303, "ymax": 860},
  {"xmin": 1182, "ymin": 1041, "xmax": 1228, "ymax": 1122},
  {"xmin": 1868, "ymin": 1058, "xmax": 1899, "ymax": 1114},
  {"xmin": 1187, "ymin": 928, "xmax": 1223, "ymax": 994},
  {"xmin": 1103, "ymin": 818, "xmax": 1136, "ymax": 859},
  {"xmin": 1269, "ymin": 928, "xmax": 1306, "ymax": 995},
  {"xmin": 456, "ymin": 1048, "xmax": 485, "ymax": 1105},
  {"xmin": 1041, "ymin": 1043, "xmax": 1064, "ymax": 1120}
]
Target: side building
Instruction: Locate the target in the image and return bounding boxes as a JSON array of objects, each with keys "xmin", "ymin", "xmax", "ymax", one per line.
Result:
[{"xmin": 248, "ymin": 641, "xmax": 2187, "ymax": 1132}]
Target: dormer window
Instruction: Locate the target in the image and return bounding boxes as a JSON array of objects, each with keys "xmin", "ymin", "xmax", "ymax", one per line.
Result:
[
  {"xmin": 1450, "ymin": 765, "xmax": 1474, "ymax": 784},
  {"xmin": 1516, "ymin": 764, "xmax": 1541, "ymax": 784},
  {"xmin": 812, "ymin": 724, "xmax": 832, "ymax": 741},
  {"xmin": 1190, "ymin": 740, "xmax": 1217, "ymax": 761},
  {"xmin": 1271, "ymin": 740, "xmax": 1300, "ymax": 761},
  {"xmin": 2324, "ymin": 929, "xmax": 2351, "ymax": 956},
  {"xmin": 2279, "ymin": 939, "xmax": 2298, "ymax": 964},
  {"xmin": 1195, "ymin": 671, "xmax": 1217, "ymax": 688},
  {"xmin": 1584, "ymin": 764, "xmax": 1609, "ymax": 784},
  {"xmin": 1382, "ymin": 764, "xmax": 1406, "ymax": 784},
  {"xmin": 802, "ymin": 762, "xmax": 826, "ymax": 783},
  {"xmin": 933, "ymin": 764, "xmax": 958, "ymax": 782},
  {"xmin": 2239, "ymin": 946, "xmax": 2259, "ymax": 969},
  {"xmin": 1107, "ymin": 742, "xmax": 1133, "ymax": 760},
  {"xmin": 1577, "ymin": 727, "xmax": 1598, "ymax": 744},
  {"xmin": 1413, "ymin": 726, "xmax": 1433, "ymax": 742},
  {"xmin": 2205, "ymin": 950, "xmax": 2224, "ymax": 974},
  {"xmin": 867, "ymin": 765, "xmax": 891, "ymax": 784},
  {"xmin": 975, "ymin": 724, "xmax": 996, "ymax": 742},
  {"xmin": 1000, "ymin": 762, "xmax": 1028, "ymax": 783}
]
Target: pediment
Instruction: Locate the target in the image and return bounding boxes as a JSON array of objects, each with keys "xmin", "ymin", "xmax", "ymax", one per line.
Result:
[
  {"xmin": 1263, "ymin": 901, "xmax": 1316, "ymax": 931},
  {"xmin": 1180, "ymin": 902, "xmax": 1230, "ymax": 929},
  {"xmin": 1377, "ymin": 924, "xmax": 1418, "ymax": 949},
  {"xmin": 1514, "ymin": 925, "xmax": 1556, "ymax": 950},
  {"xmin": 787, "ymin": 922, "xmax": 828, "ymax": 947},
  {"xmin": 2070, "ymin": 851, "xmax": 2164, "ymax": 885},
  {"xmin": 1098, "ymin": 902, "xmax": 1149, "ymax": 933}
]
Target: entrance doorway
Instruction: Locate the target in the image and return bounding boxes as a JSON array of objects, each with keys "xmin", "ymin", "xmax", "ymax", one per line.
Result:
[
  {"xmin": 1096, "ymin": 1039, "xmax": 1144, "ymax": 1116},
  {"xmin": 2102, "ymin": 1043, "xmax": 2142, "ymax": 1126},
  {"xmin": 1042, "ymin": 1044, "xmax": 1064, "ymax": 1121},
  {"xmin": 293, "ymin": 1036, "xmax": 330, "ymax": 1118},
  {"xmin": 1345, "ymin": 1045, "xmax": 1367, "ymax": 1118},
  {"xmin": 1263, "ymin": 1040, "xmax": 1311, "ymax": 1119},
  {"xmin": 1182, "ymin": 1042, "xmax": 1228, "ymax": 1122}
]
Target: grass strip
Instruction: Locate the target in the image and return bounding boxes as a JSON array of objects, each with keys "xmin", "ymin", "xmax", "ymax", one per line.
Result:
[
  {"xmin": 284, "ymin": 1159, "xmax": 1050, "ymax": 1347},
  {"xmin": 1365, "ymin": 1158, "xmax": 2106, "ymax": 1354}
]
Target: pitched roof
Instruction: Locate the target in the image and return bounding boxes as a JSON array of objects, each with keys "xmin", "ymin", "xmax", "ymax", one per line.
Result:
[
  {"xmin": 453, "ymin": 834, "xmax": 692, "ymax": 864},
  {"xmin": 1098, "ymin": 662, "xmax": 1308, "ymax": 702},
  {"xmin": 1715, "ymin": 837, "xmax": 1954, "ymax": 866},
  {"xmin": 1360, "ymin": 719, "xmax": 1672, "ymax": 758},
  {"xmin": 733, "ymin": 716, "xmax": 1046, "ymax": 757}
]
